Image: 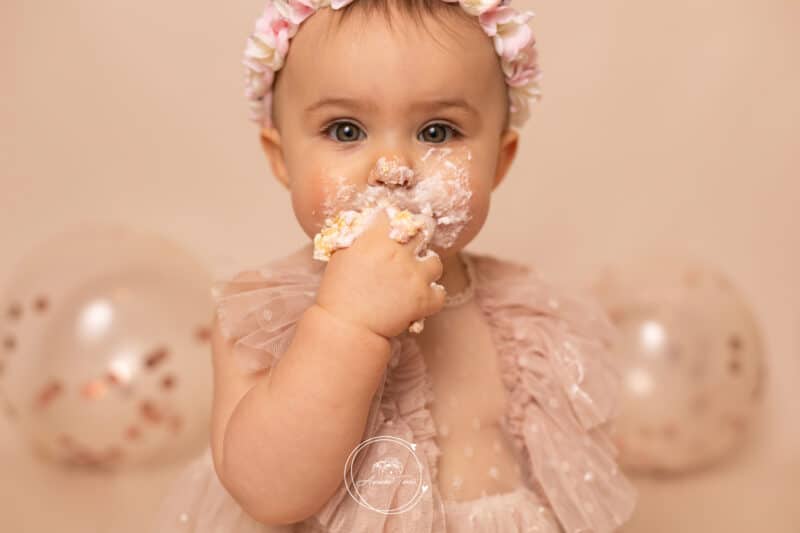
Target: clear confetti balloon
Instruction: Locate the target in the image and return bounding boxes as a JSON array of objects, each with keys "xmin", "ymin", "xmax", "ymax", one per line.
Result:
[
  {"xmin": 0, "ymin": 224, "xmax": 214, "ymax": 469},
  {"xmin": 590, "ymin": 256, "xmax": 766, "ymax": 474}
]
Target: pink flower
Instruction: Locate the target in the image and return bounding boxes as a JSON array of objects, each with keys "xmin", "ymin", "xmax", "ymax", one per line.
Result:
[
  {"xmin": 246, "ymin": 3, "xmax": 297, "ymax": 72},
  {"xmin": 244, "ymin": 66, "xmax": 275, "ymax": 101},
  {"xmin": 501, "ymin": 38, "xmax": 539, "ymax": 88},
  {"xmin": 479, "ymin": 5, "xmax": 535, "ymax": 61},
  {"xmin": 504, "ymin": 41, "xmax": 542, "ymax": 127},
  {"xmin": 273, "ymin": 0, "xmax": 316, "ymax": 24},
  {"xmin": 508, "ymin": 84, "xmax": 535, "ymax": 127}
]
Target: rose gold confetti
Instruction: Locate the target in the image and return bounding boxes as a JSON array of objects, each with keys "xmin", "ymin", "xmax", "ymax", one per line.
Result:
[
  {"xmin": 684, "ymin": 270, "xmax": 701, "ymax": 287},
  {"xmin": 81, "ymin": 378, "xmax": 108, "ymax": 400},
  {"xmin": 168, "ymin": 415, "xmax": 183, "ymax": 433},
  {"xmin": 715, "ymin": 274, "xmax": 732, "ymax": 290},
  {"xmin": 727, "ymin": 415, "xmax": 746, "ymax": 432},
  {"xmin": 33, "ymin": 295, "xmax": 49, "ymax": 313},
  {"xmin": 3, "ymin": 335, "xmax": 15, "ymax": 352},
  {"xmin": 752, "ymin": 376, "xmax": 764, "ymax": 400},
  {"xmin": 35, "ymin": 380, "xmax": 63, "ymax": 409},
  {"xmin": 69, "ymin": 451, "xmax": 93, "ymax": 466},
  {"xmin": 4, "ymin": 402, "xmax": 17, "ymax": 419},
  {"xmin": 125, "ymin": 426, "xmax": 141, "ymax": 441},
  {"xmin": 7, "ymin": 302, "xmax": 22, "ymax": 320},
  {"xmin": 728, "ymin": 335, "xmax": 742, "ymax": 352},
  {"xmin": 161, "ymin": 374, "xmax": 176, "ymax": 390},
  {"xmin": 105, "ymin": 446, "xmax": 123, "ymax": 462},
  {"xmin": 690, "ymin": 393, "xmax": 709, "ymax": 413},
  {"xmin": 195, "ymin": 325, "xmax": 211, "ymax": 343},
  {"xmin": 144, "ymin": 346, "xmax": 169, "ymax": 370},
  {"xmin": 141, "ymin": 400, "xmax": 163, "ymax": 423},
  {"xmin": 608, "ymin": 308, "xmax": 626, "ymax": 323},
  {"xmin": 62, "ymin": 441, "xmax": 97, "ymax": 466},
  {"xmin": 689, "ymin": 361, "xmax": 706, "ymax": 379},
  {"xmin": 69, "ymin": 449, "xmax": 112, "ymax": 469}
]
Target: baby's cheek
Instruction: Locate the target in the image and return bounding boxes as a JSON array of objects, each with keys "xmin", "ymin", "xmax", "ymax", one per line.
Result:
[
  {"xmin": 297, "ymin": 170, "xmax": 358, "ymax": 231},
  {"xmin": 319, "ymin": 173, "xmax": 359, "ymax": 219},
  {"xmin": 287, "ymin": 173, "xmax": 329, "ymax": 238},
  {"xmin": 469, "ymin": 173, "xmax": 492, "ymax": 213},
  {"xmin": 465, "ymin": 180, "xmax": 490, "ymax": 229}
]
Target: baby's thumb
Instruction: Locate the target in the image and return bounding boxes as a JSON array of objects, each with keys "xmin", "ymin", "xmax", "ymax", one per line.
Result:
[{"xmin": 360, "ymin": 207, "xmax": 392, "ymax": 243}]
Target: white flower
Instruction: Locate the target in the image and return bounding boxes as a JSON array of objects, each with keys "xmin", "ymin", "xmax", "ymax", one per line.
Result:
[
  {"xmin": 245, "ymin": 35, "xmax": 284, "ymax": 73},
  {"xmin": 501, "ymin": 38, "xmax": 540, "ymax": 89},
  {"xmin": 457, "ymin": 0, "xmax": 502, "ymax": 17},
  {"xmin": 246, "ymin": 3, "xmax": 298, "ymax": 72},
  {"xmin": 503, "ymin": 39, "xmax": 542, "ymax": 127},
  {"xmin": 244, "ymin": 66, "xmax": 274, "ymax": 101},
  {"xmin": 507, "ymin": 75, "xmax": 543, "ymax": 128},
  {"xmin": 273, "ymin": 0, "xmax": 316, "ymax": 24}
]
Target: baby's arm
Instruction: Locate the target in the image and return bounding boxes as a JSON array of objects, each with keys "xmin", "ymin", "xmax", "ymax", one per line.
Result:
[
  {"xmin": 211, "ymin": 211, "xmax": 444, "ymax": 526},
  {"xmin": 210, "ymin": 303, "xmax": 391, "ymax": 526}
]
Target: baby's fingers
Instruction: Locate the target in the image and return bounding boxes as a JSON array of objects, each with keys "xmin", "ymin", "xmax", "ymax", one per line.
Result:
[
  {"xmin": 416, "ymin": 248, "xmax": 443, "ymax": 283},
  {"xmin": 359, "ymin": 208, "xmax": 392, "ymax": 245},
  {"xmin": 426, "ymin": 280, "xmax": 447, "ymax": 315}
]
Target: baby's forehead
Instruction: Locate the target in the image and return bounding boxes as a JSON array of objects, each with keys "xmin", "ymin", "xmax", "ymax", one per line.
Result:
[{"xmin": 281, "ymin": 7, "xmax": 504, "ymax": 110}]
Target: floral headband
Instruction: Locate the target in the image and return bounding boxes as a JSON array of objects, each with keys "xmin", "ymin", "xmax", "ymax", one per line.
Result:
[{"xmin": 243, "ymin": 0, "xmax": 542, "ymax": 130}]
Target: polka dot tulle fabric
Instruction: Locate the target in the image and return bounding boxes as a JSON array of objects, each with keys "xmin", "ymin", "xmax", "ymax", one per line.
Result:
[{"xmin": 151, "ymin": 246, "xmax": 637, "ymax": 532}]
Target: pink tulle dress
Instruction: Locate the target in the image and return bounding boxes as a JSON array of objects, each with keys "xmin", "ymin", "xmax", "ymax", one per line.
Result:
[{"xmin": 151, "ymin": 245, "xmax": 638, "ymax": 533}]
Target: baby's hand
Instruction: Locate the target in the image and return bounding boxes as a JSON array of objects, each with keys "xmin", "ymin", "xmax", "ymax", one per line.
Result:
[{"xmin": 315, "ymin": 208, "xmax": 446, "ymax": 339}]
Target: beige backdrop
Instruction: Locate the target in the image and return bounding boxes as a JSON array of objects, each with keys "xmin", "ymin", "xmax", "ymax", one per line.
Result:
[{"xmin": 1, "ymin": 0, "xmax": 798, "ymax": 531}]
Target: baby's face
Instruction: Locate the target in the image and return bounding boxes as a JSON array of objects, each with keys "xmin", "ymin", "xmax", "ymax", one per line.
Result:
[{"xmin": 262, "ymin": 5, "xmax": 518, "ymax": 260}]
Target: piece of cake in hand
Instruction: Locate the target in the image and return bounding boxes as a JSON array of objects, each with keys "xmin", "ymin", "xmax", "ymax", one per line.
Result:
[
  {"xmin": 313, "ymin": 199, "xmax": 435, "ymax": 262},
  {"xmin": 313, "ymin": 199, "xmax": 438, "ymax": 333}
]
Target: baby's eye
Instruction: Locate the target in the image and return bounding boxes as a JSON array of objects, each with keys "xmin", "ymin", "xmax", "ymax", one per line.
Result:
[
  {"xmin": 418, "ymin": 123, "xmax": 460, "ymax": 144},
  {"xmin": 324, "ymin": 121, "xmax": 366, "ymax": 143}
]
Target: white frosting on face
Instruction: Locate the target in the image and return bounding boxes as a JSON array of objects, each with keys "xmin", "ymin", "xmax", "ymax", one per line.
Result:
[
  {"xmin": 371, "ymin": 155, "xmax": 416, "ymax": 187},
  {"xmin": 318, "ymin": 145, "xmax": 474, "ymax": 252},
  {"xmin": 312, "ymin": 147, "xmax": 474, "ymax": 334},
  {"xmin": 322, "ymin": 174, "xmax": 357, "ymax": 220},
  {"xmin": 313, "ymin": 197, "xmax": 436, "ymax": 261}
]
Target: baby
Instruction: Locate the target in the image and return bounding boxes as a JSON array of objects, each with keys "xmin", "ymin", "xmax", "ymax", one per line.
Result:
[{"xmin": 152, "ymin": 0, "xmax": 637, "ymax": 532}]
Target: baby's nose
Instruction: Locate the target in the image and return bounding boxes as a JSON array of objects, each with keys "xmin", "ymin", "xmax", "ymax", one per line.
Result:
[{"xmin": 368, "ymin": 155, "xmax": 416, "ymax": 188}]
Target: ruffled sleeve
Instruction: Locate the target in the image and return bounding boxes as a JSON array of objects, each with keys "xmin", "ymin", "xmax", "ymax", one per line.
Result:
[
  {"xmin": 210, "ymin": 252, "xmax": 325, "ymax": 373},
  {"xmin": 208, "ymin": 251, "xmax": 446, "ymax": 532},
  {"xmin": 471, "ymin": 254, "xmax": 638, "ymax": 533}
]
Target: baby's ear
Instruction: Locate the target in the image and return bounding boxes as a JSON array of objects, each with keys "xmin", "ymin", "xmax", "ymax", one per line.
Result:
[
  {"xmin": 493, "ymin": 128, "xmax": 519, "ymax": 191},
  {"xmin": 260, "ymin": 126, "xmax": 290, "ymax": 189}
]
